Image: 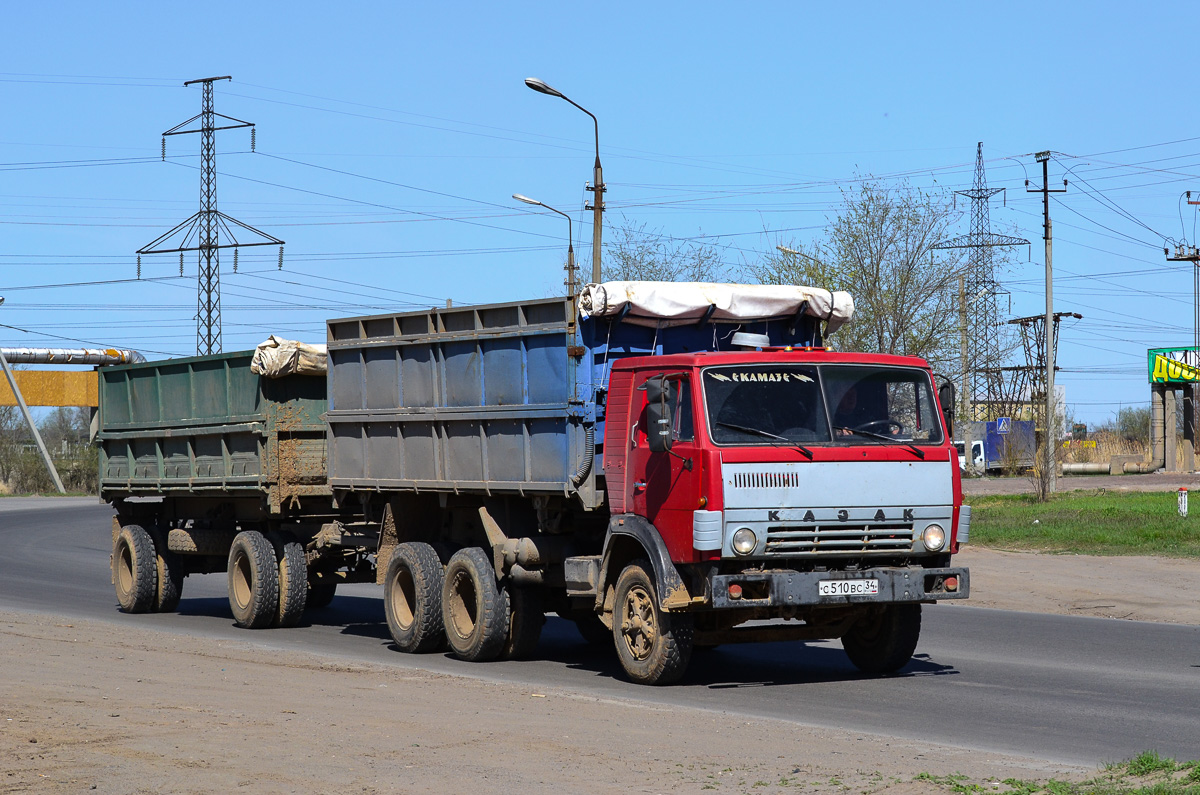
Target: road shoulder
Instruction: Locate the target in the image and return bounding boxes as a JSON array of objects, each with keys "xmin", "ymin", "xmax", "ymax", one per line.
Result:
[{"xmin": 1, "ymin": 609, "xmax": 1085, "ymax": 795}]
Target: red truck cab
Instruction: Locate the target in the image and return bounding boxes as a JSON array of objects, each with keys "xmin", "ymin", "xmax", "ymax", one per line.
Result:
[{"xmin": 595, "ymin": 347, "xmax": 970, "ymax": 683}]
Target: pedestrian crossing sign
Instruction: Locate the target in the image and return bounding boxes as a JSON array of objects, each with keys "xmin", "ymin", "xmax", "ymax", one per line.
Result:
[{"xmin": 997, "ymin": 417, "xmax": 1011, "ymax": 434}]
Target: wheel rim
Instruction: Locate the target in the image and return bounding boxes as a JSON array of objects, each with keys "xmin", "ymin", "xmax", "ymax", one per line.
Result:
[
  {"xmin": 446, "ymin": 568, "xmax": 478, "ymax": 640},
  {"xmin": 116, "ymin": 539, "xmax": 134, "ymax": 598},
  {"xmin": 389, "ymin": 566, "xmax": 416, "ymax": 630},
  {"xmin": 620, "ymin": 583, "xmax": 657, "ymax": 661},
  {"xmin": 231, "ymin": 549, "xmax": 253, "ymax": 610}
]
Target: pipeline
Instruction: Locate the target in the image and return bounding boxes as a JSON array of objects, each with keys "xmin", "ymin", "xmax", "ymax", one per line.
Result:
[
  {"xmin": 571, "ymin": 424, "xmax": 595, "ymax": 486},
  {"xmin": 0, "ymin": 348, "xmax": 146, "ymax": 365},
  {"xmin": 1124, "ymin": 458, "xmax": 1165, "ymax": 474},
  {"xmin": 1061, "ymin": 462, "xmax": 1110, "ymax": 475}
]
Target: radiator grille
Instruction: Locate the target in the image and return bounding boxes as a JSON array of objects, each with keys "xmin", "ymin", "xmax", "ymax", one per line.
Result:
[
  {"xmin": 765, "ymin": 523, "xmax": 914, "ymax": 555},
  {"xmin": 730, "ymin": 470, "xmax": 802, "ymax": 489}
]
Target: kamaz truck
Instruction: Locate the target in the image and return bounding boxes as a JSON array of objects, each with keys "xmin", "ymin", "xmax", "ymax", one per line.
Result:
[{"xmin": 101, "ymin": 281, "xmax": 970, "ymax": 685}]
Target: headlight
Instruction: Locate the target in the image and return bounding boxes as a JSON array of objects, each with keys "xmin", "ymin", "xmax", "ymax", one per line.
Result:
[
  {"xmin": 732, "ymin": 527, "xmax": 757, "ymax": 555},
  {"xmin": 922, "ymin": 524, "xmax": 946, "ymax": 552}
]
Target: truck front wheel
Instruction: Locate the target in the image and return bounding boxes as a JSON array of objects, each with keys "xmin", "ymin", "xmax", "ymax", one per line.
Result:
[
  {"xmin": 841, "ymin": 604, "xmax": 922, "ymax": 674},
  {"xmin": 613, "ymin": 559, "xmax": 693, "ymax": 686},
  {"xmin": 441, "ymin": 547, "xmax": 509, "ymax": 662},
  {"xmin": 227, "ymin": 531, "xmax": 280, "ymax": 629},
  {"xmin": 113, "ymin": 524, "xmax": 157, "ymax": 614},
  {"xmin": 384, "ymin": 542, "xmax": 445, "ymax": 653}
]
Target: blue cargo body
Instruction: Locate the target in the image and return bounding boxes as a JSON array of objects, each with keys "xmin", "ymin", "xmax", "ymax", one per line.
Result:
[{"xmin": 325, "ymin": 297, "xmax": 809, "ymax": 509}]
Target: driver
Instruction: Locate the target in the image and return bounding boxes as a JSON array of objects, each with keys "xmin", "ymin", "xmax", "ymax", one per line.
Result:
[{"xmin": 833, "ymin": 386, "xmax": 859, "ymax": 435}]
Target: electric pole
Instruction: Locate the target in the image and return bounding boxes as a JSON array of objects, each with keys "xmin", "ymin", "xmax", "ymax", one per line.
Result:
[
  {"xmin": 138, "ymin": 76, "xmax": 284, "ymax": 355},
  {"xmin": 1027, "ymin": 151, "xmax": 1067, "ymax": 494},
  {"xmin": 1166, "ymin": 233, "xmax": 1200, "ymax": 468}
]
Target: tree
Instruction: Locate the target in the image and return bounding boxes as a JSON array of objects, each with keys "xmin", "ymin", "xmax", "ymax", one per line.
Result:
[
  {"xmin": 602, "ymin": 218, "xmax": 728, "ymax": 283},
  {"xmin": 746, "ymin": 180, "xmax": 966, "ymax": 374}
]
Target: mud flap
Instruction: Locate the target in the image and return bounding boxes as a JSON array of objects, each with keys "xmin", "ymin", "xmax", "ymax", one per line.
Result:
[{"xmin": 599, "ymin": 515, "xmax": 690, "ymax": 612}]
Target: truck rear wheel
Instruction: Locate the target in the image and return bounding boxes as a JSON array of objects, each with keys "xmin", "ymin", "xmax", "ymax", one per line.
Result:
[
  {"xmin": 842, "ymin": 604, "xmax": 921, "ymax": 674},
  {"xmin": 384, "ymin": 542, "xmax": 445, "ymax": 653},
  {"xmin": 441, "ymin": 547, "xmax": 508, "ymax": 662},
  {"xmin": 113, "ymin": 524, "xmax": 157, "ymax": 614},
  {"xmin": 271, "ymin": 532, "xmax": 307, "ymax": 628},
  {"xmin": 152, "ymin": 532, "xmax": 184, "ymax": 614},
  {"xmin": 613, "ymin": 559, "xmax": 693, "ymax": 686},
  {"xmin": 227, "ymin": 530, "xmax": 279, "ymax": 629},
  {"xmin": 500, "ymin": 586, "xmax": 544, "ymax": 661}
]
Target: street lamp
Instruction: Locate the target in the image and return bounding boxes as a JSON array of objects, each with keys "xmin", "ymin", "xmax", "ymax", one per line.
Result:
[
  {"xmin": 513, "ymin": 194, "xmax": 578, "ymax": 301},
  {"xmin": 776, "ymin": 244, "xmax": 822, "ymax": 265},
  {"xmin": 525, "ymin": 78, "xmax": 604, "ymax": 285}
]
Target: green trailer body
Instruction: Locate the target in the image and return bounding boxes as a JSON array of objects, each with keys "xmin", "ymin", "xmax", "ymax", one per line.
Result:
[{"xmin": 98, "ymin": 351, "xmax": 329, "ymax": 514}]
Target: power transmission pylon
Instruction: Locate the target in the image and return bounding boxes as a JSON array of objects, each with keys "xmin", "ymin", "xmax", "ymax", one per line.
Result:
[
  {"xmin": 934, "ymin": 143, "xmax": 1029, "ymax": 424},
  {"xmin": 137, "ymin": 76, "xmax": 284, "ymax": 355}
]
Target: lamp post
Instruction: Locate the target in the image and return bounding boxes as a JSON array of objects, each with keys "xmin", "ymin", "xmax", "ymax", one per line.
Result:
[
  {"xmin": 525, "ymin": 78, "xmax": 604, "ymax": 285},
  {"xmin": 513, "ymin": 194, "xmax": 577, "ymax": 305}
]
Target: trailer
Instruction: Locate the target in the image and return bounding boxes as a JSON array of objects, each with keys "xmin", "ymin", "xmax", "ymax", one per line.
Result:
[{"xmin": 102, "ymin": 282, "xmax": 971, "ymax": 685}]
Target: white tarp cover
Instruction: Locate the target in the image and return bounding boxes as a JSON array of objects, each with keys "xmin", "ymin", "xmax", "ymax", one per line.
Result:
[
  {"xmin": 251, "ymin": 336, "xmax": 328, "ymax": 377},
  {"xmin": 577, "ymin": 281, "xmax": 854, "ymax": 333}
]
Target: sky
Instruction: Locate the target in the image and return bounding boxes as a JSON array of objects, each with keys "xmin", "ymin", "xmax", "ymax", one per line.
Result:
[{"xmin": 0, "ymin": 1, "xmax": 1196, "ymax": 425}]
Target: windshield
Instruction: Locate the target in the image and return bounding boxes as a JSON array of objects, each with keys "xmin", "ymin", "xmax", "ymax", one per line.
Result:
[{"xmin": 702, "ymin": 363, "xmax": 943, "ymax": 446}]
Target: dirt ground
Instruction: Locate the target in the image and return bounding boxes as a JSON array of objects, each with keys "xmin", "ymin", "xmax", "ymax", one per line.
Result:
[{"xmin": 0, "ymin": 610, "xmax": 1087, "ymax": 795}]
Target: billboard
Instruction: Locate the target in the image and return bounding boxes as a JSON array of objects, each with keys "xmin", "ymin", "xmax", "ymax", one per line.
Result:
[{"xmin": 1148, "ymin": 347, "xmax": 1200, "ymax": 383}]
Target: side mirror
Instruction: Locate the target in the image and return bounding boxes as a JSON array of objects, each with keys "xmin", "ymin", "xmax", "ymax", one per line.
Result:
[
  {"xmin": 938, "ymin": 381, "xmax": 956, "ymax": 439},
  {"xmin": 644, "ymin": 375, "xmax": 675, "ymax": 453}
]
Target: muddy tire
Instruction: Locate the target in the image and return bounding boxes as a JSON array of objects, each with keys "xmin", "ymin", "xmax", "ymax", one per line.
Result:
[
  {"xmin": 152, "ymin": 532, "xmax": 184, "ymax": 614},
  {"xmin": 306, "ymin": 582, "xmax": 337, "ymax": 610},
  {"xmin": 113, "ymin": 524, "xmax": 157, "ymax": 614},
  {"xmin": 842, "ymin": 604, "xmax": 922, "ymax": 674},
  {"xmin": 441, "ymin": 547, "xmax": 508, "ymax": 662},
  {"xmin": 271, "ymin": 533, "xmax": 307, "ymax": 628},
  {"xmin": 500, "ymin": 586, "xmax": 544, "ymax": 661},
  {"xmin": 613, "ymin": 559, "xmax": 693, "ymax": 686},
  {"xmin": 384, "ymin": 542, "xmax": 445, "ymax": 653},
  {"xmin": 227, "ymin": 530, "xmax": 279, "ymax": 629}
]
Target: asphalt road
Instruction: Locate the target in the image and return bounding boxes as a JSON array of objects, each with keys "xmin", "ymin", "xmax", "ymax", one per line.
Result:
[{"xmin": 3, "ymin": 497, "xmax": 1198, "ymax": 767}]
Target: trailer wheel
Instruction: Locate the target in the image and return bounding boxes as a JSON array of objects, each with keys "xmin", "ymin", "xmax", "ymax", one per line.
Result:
[
  {"xmin": 613, "ymin": 559, "xmax": 693, "ymax": 686},
  {"xmin": 306, "ymin": 582, "xmax": 337, "ymax": 610},
  {"xmin": 113, "ymin": 524, "xmax": 157, "ymax": 614},
  {"xmin": 270, "ymin": 533, "xmax": 307, "ymax": 628},
  {"xmin": 227, "ymin": 531, "xmax": 279, "ymax": 629},
  {"xmin": 151, "ymin": 529, "xmax": 184, "ymax": 614},
  {"xmin": 384, "ymin": 542, "xmax": 445, "ymax": 653},
  {"xmin": 500, "ymin": 586, "xmax": 544, "ymax": 661},
  {"xmin": 842, "ymin": 604, "xmax": 922, "ymax": 674},
  {"xmin": 441, "ymin": 547, "xmax": 509, "ymax": 662}
]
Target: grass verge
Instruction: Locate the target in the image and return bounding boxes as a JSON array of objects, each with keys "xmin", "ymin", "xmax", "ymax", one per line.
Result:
[
  {"xmin": 918, "ymin": 752, "xmax": 1200, "ymax": 795},
  {"xmin": 970, "ymin": 490, "xmax": 1200, "ymax": 557}
]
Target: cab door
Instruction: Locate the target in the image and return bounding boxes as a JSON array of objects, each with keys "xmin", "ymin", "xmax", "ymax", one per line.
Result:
[{"xmin": 629, "ymin": 372, "xmax": 703, "ymax": 561}]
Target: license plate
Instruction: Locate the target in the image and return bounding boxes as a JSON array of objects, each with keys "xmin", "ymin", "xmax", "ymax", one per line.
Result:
[{"xmin": 819, "ymin": 579, "xmax": 879, "ymax": 597}]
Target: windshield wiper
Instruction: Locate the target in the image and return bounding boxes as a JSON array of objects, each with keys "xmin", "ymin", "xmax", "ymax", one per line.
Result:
[
  {"xmin": 716, "ymin": 421, "xmax": 813, "ymax": 459},
  {"xmin": 834, "ymin": 427, "xmax": 925, "ymax": 460}
]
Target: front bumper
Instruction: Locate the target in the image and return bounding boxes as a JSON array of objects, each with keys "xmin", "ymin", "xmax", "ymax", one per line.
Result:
[{"xmin": 709, "ymin": 566, "xmax": 969, "ymax": 609}]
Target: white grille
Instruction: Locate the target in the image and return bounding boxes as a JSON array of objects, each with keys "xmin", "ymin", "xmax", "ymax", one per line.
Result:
[{"xmin": 766, "ymin": 524, "xmax": 914, "ymax": 555}]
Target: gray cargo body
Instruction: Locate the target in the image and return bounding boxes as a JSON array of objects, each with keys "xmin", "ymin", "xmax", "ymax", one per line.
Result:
[{"xmin": 325, "ymin": 297, "xmax": 601, "ymax": 507}]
